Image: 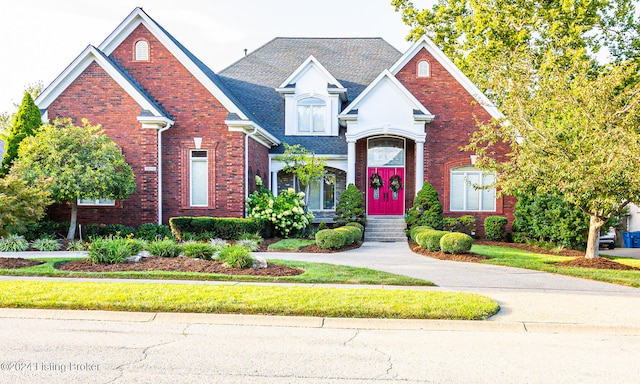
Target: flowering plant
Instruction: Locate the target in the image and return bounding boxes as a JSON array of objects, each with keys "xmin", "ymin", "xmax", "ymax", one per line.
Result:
[
  {"xmin": 369, "ymin": 173, "xmax": 383, "ymax": 189},
  {"xmin": 389, "ymin": 175, "xmax": 403, "ymax": 193},
  {"xmin": 247, "ymin": 185, "xmax": 313, "ymax": 237}
]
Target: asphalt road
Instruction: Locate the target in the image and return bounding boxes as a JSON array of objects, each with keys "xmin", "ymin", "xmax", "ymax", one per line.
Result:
[{"xmin": 0, "ymin": 312, "xmax": 639, "ymax": 384}]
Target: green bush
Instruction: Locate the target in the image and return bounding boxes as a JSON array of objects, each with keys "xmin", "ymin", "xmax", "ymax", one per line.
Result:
[
  {"xmin": 512, "ymin": 193, "xmax": 589, "ymax": 248},
  {"xmin": 169, "ymin": 217, "xmax": 261, "ymax": 241},
  {"xmin": 83, "ymin": 223, "xmax": 135, "ymax": 239},
  {"xmin": 440, "ymin": 232, "xmax": 474, "ymax": 254},
  {"xmin": 88, "ymin": 237, "xmax": 142, "ymax": 264},
  {"xmin": 247, "ymin": 187, "xmax": 312, "ymax": 238},
  {"xmin": 334, "ymin": 226, "xmax": 361, "ymax": 245},
  {"xmin": 406, "ymin": 182, "xmax": 443, "ymax": 230},
  {"xmin": 0, "ymin": 234, "xmax": 29, "ymax": 252},
  {"xmin": 66, "ymin": 240, "xmax": 87, "ymax": 251},
  {"xmin": 417, "ymin": 230, "xmax": 449, "ymax": 252},
  {"xmin": 409, "ymin": 225, "xmax": 434, "ymax": 242},
  {"xmin": 236, "ymin": 238, "xmax": 259, "ymax": 251},
  {"xmin": 218, "ymin": 244, "xmax": 254, "ymax": 269},
  {"xmin": 10, "ymin": 221, "xmax": 69, "ymax": 242},
  {"xmin": 484, "ymin": 216, "xmax": 508, "ymax": 241},
  {"xmin": 345, "ymin": 222, "xmax": 365, "ymax": 239},
  {"xmin": 146, "ymin": 239, "xmax": 183, "ymax": 257},
  {"xmin": 315, "ymin": 229, "xmax": 346, "ymax": 250},
  {"xmin": 334, "ymin": 184, "xmax": 366, "ymax": 226},
  {"xmin": 182, "ymin": 242, "xmax": 214, "ymax": 260},
  {"xmin": 135, "ymin": 223, "xmax": 173, "ymax": 241},
  {"xmin": 442, "ymin": 215, "xmax": 476, "ymax": 236},
  {"xmin": 31, "ymin": 238, "xmax": 61, "ymax": 251}
]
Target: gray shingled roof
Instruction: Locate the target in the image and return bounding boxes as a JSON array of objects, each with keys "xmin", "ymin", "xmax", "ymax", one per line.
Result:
[{"xmin": 218, "ymin": 38, "xmax": 402, "ymax": 154}]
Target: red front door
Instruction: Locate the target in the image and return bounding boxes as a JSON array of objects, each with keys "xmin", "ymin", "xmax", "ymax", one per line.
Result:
[{"xmin": 368, "ymin": 167, "xmax": 404, "ymax": 215}]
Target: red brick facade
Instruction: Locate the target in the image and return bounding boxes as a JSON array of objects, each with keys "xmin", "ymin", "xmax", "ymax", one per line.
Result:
[
  {"xmin": 47, "ymin": 24, "xmax": 250, "ymax": 226},
  {"xmin": 395, "ymin": 48, "xmax": 516, "ymax": 235}
]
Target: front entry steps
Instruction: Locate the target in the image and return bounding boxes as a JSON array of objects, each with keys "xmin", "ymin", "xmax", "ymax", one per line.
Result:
[{"xmin": 364, "ymin": 216, "xmax": 407, "ymax": 242}]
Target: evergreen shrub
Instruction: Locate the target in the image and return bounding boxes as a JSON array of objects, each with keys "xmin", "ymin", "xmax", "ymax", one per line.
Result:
[
  {"xmin": 334, "ymin": 226, "xmax": 361, "ymax": 245},
  {"xmin": 334, "ymin": 184, "xmax": 366, "ymax": 226},
  {"xmin": 440, "ymin": 232, "xmax": 474, "ymax": 254},
  {"xmin": 315, "ymin": 229, "xmax": 346, "ymax": 250},
  {"xmin": 484, "ymin": 216, "xmax": 508, "ymax": 241},
  {"xmin": 442, "ymin": 215, "xmax": 476, "ymax": 235},
  {"xmin": 405, "ymin": 182, "xmax": 443, "ymax": 230}
]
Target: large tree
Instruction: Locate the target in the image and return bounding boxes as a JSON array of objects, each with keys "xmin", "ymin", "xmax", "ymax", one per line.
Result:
[
  {"xmin": 467, "ymin": 51, "xmax": 640, "ymax": 258},
  {"xmin": 1, "ymin": 92, "xmax": 42, "ymax": 176},
  {"xmin": 12, "ymin": 118, "xmax": 136, "ymax": 239}
]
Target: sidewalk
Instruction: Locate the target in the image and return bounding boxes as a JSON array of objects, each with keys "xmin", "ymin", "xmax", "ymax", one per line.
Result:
[{"xmin": 1, "ymin": 242, "xmax": 639, "ymax": 331}]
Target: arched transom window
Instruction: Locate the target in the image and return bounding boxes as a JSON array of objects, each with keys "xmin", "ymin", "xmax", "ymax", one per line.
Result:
[{"xmin": 417, "ymin": 60, "xmax": 430, "ymax": 77}]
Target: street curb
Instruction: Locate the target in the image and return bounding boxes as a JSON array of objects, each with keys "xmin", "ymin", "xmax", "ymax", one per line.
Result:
[{"xmin": 1, "ymin": 308, "xmax": 638, "ymax": 335}]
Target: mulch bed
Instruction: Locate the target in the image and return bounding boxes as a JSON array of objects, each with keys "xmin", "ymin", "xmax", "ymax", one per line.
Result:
[
  {"xmin": 409, "ymin": 240, "xmax": 639, "ymax": 271},
  {"xmin": 0, "ymin": 258, "xmax": 45, "ymax": 269},
  {"xmin": 57, "ymin": 256, "xmax": 304, "ymax": 276}
]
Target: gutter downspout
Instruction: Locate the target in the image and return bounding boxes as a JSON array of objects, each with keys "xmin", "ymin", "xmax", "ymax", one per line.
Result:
[
  {"xmin": 157, "ymin": 123, "xmax": 173, "ymax": 225},
  {"xmin": 245, "ymin": 126, "xmax": 258, "ymax": 218}
]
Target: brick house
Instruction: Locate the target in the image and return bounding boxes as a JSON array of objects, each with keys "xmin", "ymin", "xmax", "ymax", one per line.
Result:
[{"xmin": 36, "ymin": 8, "xmax": 515, "ymax": 234}]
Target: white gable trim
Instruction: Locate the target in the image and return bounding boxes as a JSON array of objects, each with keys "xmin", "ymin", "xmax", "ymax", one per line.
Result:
[
  {"xmin": 339, "ymin": 70, "xmax": 434, "ymax": 121},
  {"xmin": 225, "ymin": 119, "xmax": 281, "ymax": 148},
  {"xmin": 277, "ymin": 55, "xmax": 345, "ymax": 90},
  {"xmin": 97, "ymin": 7, "xmax": 250, "ymax": 120},
  {"xmin": 36, "ymin": 45, "xmax": 170, "ymax": 122},
  {"xmin": 389, "ymin": 36, "xmax": 502, "ymax": 119}
]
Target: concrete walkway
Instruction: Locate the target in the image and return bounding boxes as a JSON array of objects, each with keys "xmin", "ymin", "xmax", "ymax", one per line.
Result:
[{"xmin": 1, "ymin": 242, "xmax": 639, "ymax": 331}]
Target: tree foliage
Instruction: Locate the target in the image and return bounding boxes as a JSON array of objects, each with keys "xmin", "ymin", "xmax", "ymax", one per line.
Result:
[
  {"xmin": 275, "ymin": 143, "xmax": 326, "ymax": 210},
  {"xmin": 12, "ymin": 118, "xmax": 136, "ymax": 239},
  {"xmin": 1, "ymin": 92, "xmax": 42, "ymax": 176},
  {"xmin": 0, "ymin": 174, "xmax": 52, "ymax": 237}
]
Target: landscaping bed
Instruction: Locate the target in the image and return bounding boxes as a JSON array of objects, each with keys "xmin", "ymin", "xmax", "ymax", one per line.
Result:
[
  {"xmin": 258, "ymin": 238, "xmax": 362, "ymax": 253},
  {"xmin": 409, "ymin": 241, "xmax": 489, "ymax": 262},
  {"xmin": 0, "ymin": 258, "xmax": 44, "ymax": 269},
  {"xmin": 57, "ymin": 257, "xmax": 304, "ymax": 276}
]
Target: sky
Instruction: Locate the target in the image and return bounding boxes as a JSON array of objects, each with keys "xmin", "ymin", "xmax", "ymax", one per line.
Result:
[{"xmin": 0, "ymin": 0, "xmax": 431, "ymax": 114}]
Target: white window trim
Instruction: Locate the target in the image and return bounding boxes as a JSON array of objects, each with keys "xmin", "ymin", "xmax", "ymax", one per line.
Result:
[
  {"xmin": 295, "ymin": 174, "xmax": 336, "ymax": 212},
  {"xmin": 450, "ymin": 169, "xmax": 496, "ymax": 212},
  {"xmin": 78, "ymin": 198, "xmax": 116, "ymax": 207},
  {"xmin": 190, "ymin": 149, "xmax": 208, "ymax": 207},
  {"xmin": 417, "ymin": 60, "xmax": 430, "ymax": 77}
]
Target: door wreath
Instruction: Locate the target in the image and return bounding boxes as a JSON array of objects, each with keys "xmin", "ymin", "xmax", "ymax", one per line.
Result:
[
  {"xmin": 389, "ymin": 175, "xmax": 402, "ymax": 193},
  {"xmin": 369, "ymin": 173, "xmax": 383, "ymax": 189}
]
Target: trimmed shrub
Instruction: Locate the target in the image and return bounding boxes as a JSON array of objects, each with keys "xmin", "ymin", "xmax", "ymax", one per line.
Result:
[
  {"xmin": 182, "ymin": 242, "xmax": 215, "ymax": 260},
  {"xmin": 315, "ymin": 229, "xmax": 346, "ymax": 250},
  {"xmin": 88, "ymin": 237, "xmax": 142, "ymax": 264},
  {"xmin": 146, "ymin": 239, "xmax": 183, "ymax": 257},
  {"xmin": 169, "ymin": 217, "xmax": 261, "ymax": 241},
  {"xmin": 406, "ymin": 182, "xmax": 443, "ymax": 230},
  {"xmin": 0, "ymin": 234, "xmax": 29, "ymax": 252},
  {"xmin": 345, "ymin": 222, "xmax": 364, "ymax": 240},
  {"xmin": 442, "ymin": 216, "xmax": 476, "ymax": 236},
  {"xmin": 440, "ymin": 232, "xmax": 474, "ymax": 254},
  {"xmin": 484, "ymin": 216, "xmax": 508, "ymax": 241},
  {"xmin": 417, "ymin": 230, "xmax": 449, "ymax": 252},
  {"xmin": 135, "ymin": 223, "xmax": 173, "ymax": 241},
  {"xmin": 219, "ymin": 244, "xmax": 254, "ymax": 269},
  {"xmin": 83, "ymin": 223, "xmax": 135, "ymax": 239},
  {"xmin": 334, "ymin": 184, "xmax": 366, "ymax": 226},
  {"xmin": 334, "ymin": 226, "xmax": 361, "ymax": 245},
  {"xmin": 31, "ymin": 238, "xmax": 61, "ymax": 252},
  {"xmin": 409, "ymin": 225, "xmax": 434, "ymax": 242}
]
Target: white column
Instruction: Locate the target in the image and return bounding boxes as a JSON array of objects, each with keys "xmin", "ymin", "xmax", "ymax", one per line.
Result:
[
  {"xmin": 347, "ymin": 139, "xmax": 356, "ymax": 186},
  {"xmin": 415, "ymin": 140, "xmax": 424, "ymax": 195},
  {"xmin": 271, "ymin": 170, "xmax": 278, "ymax": 196}
]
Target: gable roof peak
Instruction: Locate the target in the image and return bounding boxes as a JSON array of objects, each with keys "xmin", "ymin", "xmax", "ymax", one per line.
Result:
[{"xmin": 277, "ymin": 55, "xmax": 344, "ymax": 90}]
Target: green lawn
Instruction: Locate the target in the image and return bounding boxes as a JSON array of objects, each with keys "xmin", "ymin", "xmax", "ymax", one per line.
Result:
[
  {"xmin": 0, "ymin": 280, "xmax": 498, "ymax": 320},
  {"xmin": 0, "ymin": 258, "xmax": 434, "ymax": 286},
  {"xmin": 267, "ymin": 238, "xmax": 317, "ymax": 251},
  {"xmin": 471, "ymin": 244, "xmax": 640, "ymax": 287}
]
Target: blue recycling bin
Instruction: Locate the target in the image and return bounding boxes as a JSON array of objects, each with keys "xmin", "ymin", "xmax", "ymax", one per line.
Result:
[
  {"xmin": 630, "ymin": 231, "xmax": 640, "ymax": 248},
  {"xmin": 623, "ymin": 232, "xmax": 632, "ymax": 248}
]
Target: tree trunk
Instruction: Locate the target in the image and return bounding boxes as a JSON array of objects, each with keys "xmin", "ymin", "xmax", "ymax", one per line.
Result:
[
  {"xmin": 584, "ymin": 215, "xmax": 605, "ymax": 259},
  {"xmin": 67, "ymin": 199, "xmax": 78, "ymax": 240}
]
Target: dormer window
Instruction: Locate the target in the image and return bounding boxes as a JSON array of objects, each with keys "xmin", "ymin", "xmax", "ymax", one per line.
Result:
[
  {"xmin": 297, "ymin": 97, "xmax": 326, "ymax": 133},
  {"xmin": 135, "ymin": 40, "xmax": 149, "ymax": 61},
  {"xmin": 417, "ymin": 60, "xmax": 430, "ymax": 77}
]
